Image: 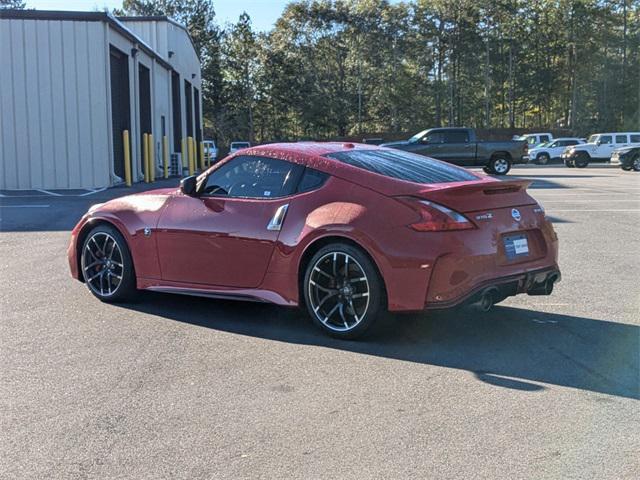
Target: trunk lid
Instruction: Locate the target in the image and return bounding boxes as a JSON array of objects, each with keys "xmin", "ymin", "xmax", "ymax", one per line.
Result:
[{"xmin": 412, "ymin": 179, "xmax": 536, "ymax": 213}]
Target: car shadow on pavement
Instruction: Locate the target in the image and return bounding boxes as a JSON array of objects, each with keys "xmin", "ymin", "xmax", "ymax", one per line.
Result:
[{"xmin": 118, "ymin": 292, "xmax": 639, "ymax": 400}]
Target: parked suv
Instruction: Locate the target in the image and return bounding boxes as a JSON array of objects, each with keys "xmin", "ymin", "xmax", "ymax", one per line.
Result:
[
  {"xmin": 611, "ymin": 146, "xmax": 640, "ymax": 172},
  {"xmin": 562, "ymin": 132, "xmax": 640, "ymax": 167},
  {"xmin": 529, "ymin": 138, "xmax": 585, "ymax": 165},
  {"xmin": 382, "ymin": 127, "xmax": 528, "ymax": 175}
]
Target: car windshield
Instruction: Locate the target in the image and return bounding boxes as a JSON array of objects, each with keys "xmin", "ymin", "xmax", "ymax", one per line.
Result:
[
  {"xmin": 587, "ymin": 135, "xmax": 598, "ymax": 144},
  {"xmin": 408, "ymin": 130, "xmax": 429, "ymax": 143},
  {"xmin": 325, "ymin": 149, "xmax": 478, "ymax": 184}
]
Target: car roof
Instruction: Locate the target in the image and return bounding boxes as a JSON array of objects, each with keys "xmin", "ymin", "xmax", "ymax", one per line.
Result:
[
  {"xmin": 227, "ymin": 142, "xmax": 489, "ymax": 196},
  {"xmin": 590, "ymin": 132, "xmax": 640, "ymax": 135}
]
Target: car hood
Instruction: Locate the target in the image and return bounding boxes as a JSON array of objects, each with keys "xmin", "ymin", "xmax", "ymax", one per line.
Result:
[
  {"xmin": 380, "ymin": 140, "xmax": 410, "ymax": 148},
  {"xmin": 89, "ymin": 187, "xmax": 176, "ymax": 215}
]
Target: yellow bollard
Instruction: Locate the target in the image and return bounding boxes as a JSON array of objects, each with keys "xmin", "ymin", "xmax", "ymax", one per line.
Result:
[
  {"xmin": 143, "ymin": 133, "xmax": 149, "ymax": 183},
  {"xmin": 187, "ymin": 136, "xmax": 195, "ymax": 175},
  {"xmin": 122, "ymin": 130, "xmax": 132, "ymax": 186},
  {"xmin": 163, "ymin": 136, "xmax": 169, "ymax": 179},
  {"xmin": 199, "ymin": 141, "xmax": 205, "ymax": 170},
  {"xmin": 148, "ymin": 133, "xmax": 155, "ymax": 182}
]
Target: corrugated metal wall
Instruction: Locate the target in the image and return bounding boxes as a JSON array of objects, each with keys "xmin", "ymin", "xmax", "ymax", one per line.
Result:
[{"xmin": 0, "ymin": 19, "xmax": 111, "ymax": 190}]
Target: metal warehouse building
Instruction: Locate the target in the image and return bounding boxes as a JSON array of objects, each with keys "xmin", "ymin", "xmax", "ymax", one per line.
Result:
[{"xmin": 0, "ymin": 10, "xmax": 203, "ymax": 190}]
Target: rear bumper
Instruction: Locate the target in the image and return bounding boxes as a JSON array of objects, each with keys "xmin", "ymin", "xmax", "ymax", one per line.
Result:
[{"xmin": 424, "ymin": 266, "xmax": 561, "ymax": 310}]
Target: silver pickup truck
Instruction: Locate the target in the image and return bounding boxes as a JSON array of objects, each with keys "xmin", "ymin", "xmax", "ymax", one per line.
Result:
[{"xmin": 381, "ymin": 128, "xmax": 529, "ymax": 175}]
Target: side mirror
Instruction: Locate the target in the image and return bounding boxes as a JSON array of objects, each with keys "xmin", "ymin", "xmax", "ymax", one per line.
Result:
[
  {"xmin": 596, "ymin": 140, "xmax": 602, "ymax": 146},
  {"xmin": 180, "ymin": 175, "xmax": 198, "ymax": 196}
]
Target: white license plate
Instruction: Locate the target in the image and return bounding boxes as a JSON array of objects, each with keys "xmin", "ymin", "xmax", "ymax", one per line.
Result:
[{"xmin": 504, "ymin": 234, "xmax": 529, "ymax": 260}]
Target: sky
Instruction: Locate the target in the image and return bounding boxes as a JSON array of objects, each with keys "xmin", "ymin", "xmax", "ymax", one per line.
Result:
[{"xmin": 26, "ymin": 0, "xmax": 290, "ymax": 31}]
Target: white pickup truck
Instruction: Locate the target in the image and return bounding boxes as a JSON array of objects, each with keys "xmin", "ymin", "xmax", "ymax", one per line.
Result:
[{"xmin": 562, "ymin": 132, "xmax": 640, "ymax": 167}]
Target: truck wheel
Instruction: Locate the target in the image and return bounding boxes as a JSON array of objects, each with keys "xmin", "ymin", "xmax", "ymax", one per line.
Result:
[
  {"xmin": 537, "ymin": 153, "xmax": 550, "ymax": 165},
  {"xmin": 575, "ymin": 153, "xmax": 590, "ymax": 168},
  {"xmin": 489, "ymin": 156, "xmax": 511, "ymax": 175}
]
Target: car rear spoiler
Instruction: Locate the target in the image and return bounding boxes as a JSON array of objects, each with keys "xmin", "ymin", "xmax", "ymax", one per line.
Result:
[{"xmin": 413, "ymin": 180, "xmax": 536, "ymax": 213}]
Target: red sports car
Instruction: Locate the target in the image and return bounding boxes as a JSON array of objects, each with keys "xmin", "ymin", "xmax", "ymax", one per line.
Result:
[{"xmin": 68, "ymin": 143, "xmax": 560, "ymax": 339}]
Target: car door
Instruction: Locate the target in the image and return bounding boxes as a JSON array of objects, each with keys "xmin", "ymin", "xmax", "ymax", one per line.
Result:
[
  {"xmin": 594, "ymin": 135, "xmax": 614, "ymax": 159},
  {"xmin": 156, "ymin": 155, "xmax": 302, "ymax": 288},
  {"xmin": 615, "ymin": 134, "xmax": 629, "ymax": 149},
  {"xmin": 412, "ymin": 130, "xmax": 445, "ymax": 157},
  {"xmin": 549, "ymin": 140, "xmax": 565, "ymax": 158},
  {"xmin": 439, "ymin": 129, "xmax": 475, "ymax": 165}
]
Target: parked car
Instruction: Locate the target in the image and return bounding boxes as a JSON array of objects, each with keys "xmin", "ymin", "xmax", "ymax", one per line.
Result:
[
  {"xmin": 229, "ymin": 141, "xmax": 251, "ymax": 154},
  {"xmin": 562, "ymin": 132, "xmax": 640, "ymax": 167},
  {"xmin": 529, "ymin": 138, "xmax": 585, "ymax": 165},
  {"xmin": 381, "ymin": 127, "xmax": 528, "ymax": 175},
  {"xmin": 68, "ymin": 143, "xmax": 560, "ymax": 339},
  {"xmin": 203, "ymin": 140, "xmax": 218, "ymax": 164},
  {"xmin": 611, "ymin": 146, "xmax": 640, "ymax": 172},
  {"xmin": 514, "ymin": 133, "xmax": 553, "ymax": 148}
]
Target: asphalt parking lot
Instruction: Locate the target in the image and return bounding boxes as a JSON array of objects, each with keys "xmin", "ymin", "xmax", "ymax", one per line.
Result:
[{"xmin": 1, "ymin": 165, "xmax": 638, "ymax": 479}]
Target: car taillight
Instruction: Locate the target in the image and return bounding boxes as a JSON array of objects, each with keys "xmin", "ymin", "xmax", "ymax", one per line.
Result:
[
  {"xmin": 399, "ymin": 197, "xmax": 475, "ymax": 232},
  {"xmin": 523, "ymin": 143, "xmax": 529, "ymax": 154}
]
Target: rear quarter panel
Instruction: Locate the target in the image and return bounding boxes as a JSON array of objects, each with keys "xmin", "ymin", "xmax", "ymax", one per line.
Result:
[{"xmin": 266, "ymin": 176, "xmax": 434, "ymax": 310}]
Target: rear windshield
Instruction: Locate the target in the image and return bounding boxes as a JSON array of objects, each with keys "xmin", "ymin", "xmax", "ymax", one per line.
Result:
[{"xmin": 325, "ymin": 149, "xmax": 478, "ymax": 184}]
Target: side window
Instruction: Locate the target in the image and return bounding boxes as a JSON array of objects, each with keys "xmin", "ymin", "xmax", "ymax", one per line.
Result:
[
  {"xmin": 443, "ymin": 130, "xmax": 469, "ymax": 143},
  {"xmin": 565, "ymin": 140, "xmax": 578, "ymax": 146},
  {"xmin": 540, "ymin": 135, "xmax": 551, "ymax": 143},
  {"xmin": 423, "ymin": 131, "xmax": 445, "ymax": 144},
  {"xmin": 297, "ymin": 168, "xmax": 329, "ymax": 193},
  {"xmin": 201, "ymin": 155, "xmax": 300, "ymax": 198},
  {"xmin": 630, "ymin": 134, "xmax": 640, "ymax": 143},
  {"xmin": 527, "ymin": 137, "xmax": 537, "ymax": 145},
  {"xmin": 615, "ymin": 135, "xmax": 627, "ymax": 143},
  {"xmin": 550, "ymin": 141, "xmax": 561, "ymax": 147},
  {"xmin": 600, "ymin": 135, "xmax": 612, "ymax": 144}
]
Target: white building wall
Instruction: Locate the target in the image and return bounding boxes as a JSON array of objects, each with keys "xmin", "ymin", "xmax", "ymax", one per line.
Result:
[
  {"xmin": 0, "ymin": 18, "xmax": 111, "ymax": 190},
  {"xmin": 0, "ymin": 13, "xmax": 201, "ymax": 190}
]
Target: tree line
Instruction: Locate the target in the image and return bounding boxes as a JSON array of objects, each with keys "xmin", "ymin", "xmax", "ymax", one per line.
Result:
[{"xmin": 120, "ymin": 1, "xmax": 639, "ymax": 145}]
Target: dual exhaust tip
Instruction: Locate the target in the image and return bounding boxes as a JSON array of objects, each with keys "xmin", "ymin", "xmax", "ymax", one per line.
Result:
[{"xmin": 473, "ymin": 273, "xmax": 559, "ymax": 312}]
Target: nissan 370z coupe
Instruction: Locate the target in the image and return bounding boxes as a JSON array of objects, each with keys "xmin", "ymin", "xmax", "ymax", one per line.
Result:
[{"xmin": 68, "ymin": 143, "xmax": 560, "ymax": 339}]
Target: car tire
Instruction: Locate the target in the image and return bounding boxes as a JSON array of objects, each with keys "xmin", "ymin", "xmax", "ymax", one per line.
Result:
[
  {"xmin": 81, "ymin": 224, "xmax": 137, "ymax": 302},
  {"xmin": 537, "ymin": 153, "xmax": 550, "ymax": 165},
  {"xmin": 621, "ymin": 165, "xmax": 632, "ymax": 171},
  {"xmin": 633, "ymin": 156, "xmax": 640, "ymax": 172},
  {"xmin": 303, "ymin": 243, "xmax": 384, "ymax": 340},
  {"xmin": 489, "ymin": 156, "xmax": 511, "ymax": 175},
  {"xmin": 575, "ymin": 153, "xmax": 590, "ymax": 168},
  {"xmin": 564, "ymin": 158, "xmax": 575, "ymax": 168}
]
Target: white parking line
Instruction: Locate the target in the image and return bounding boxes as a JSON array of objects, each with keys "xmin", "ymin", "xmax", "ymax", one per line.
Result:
[
  {"xmin": 79, "ymin": 187, "xmax": 107, "ymax": 196},
  {"xmin": 36, "ymin": 189, "xmax": 63, "ymax": 196},
  {"xmin": 549, "ymin": 209, "xmax": 640, "ymax": 212},
  {"xmin": 0, "ymin": 204, "xmax": 50, "ymax": 208},
  {"xmin": 541, "ymin": 199, "xmax": 640, "ymax": 203}
]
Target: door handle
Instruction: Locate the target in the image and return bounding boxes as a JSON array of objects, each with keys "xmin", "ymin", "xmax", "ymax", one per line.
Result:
[{"xmin": 267, "ymin": 204, "xmax": 289, "ymax": 231}]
